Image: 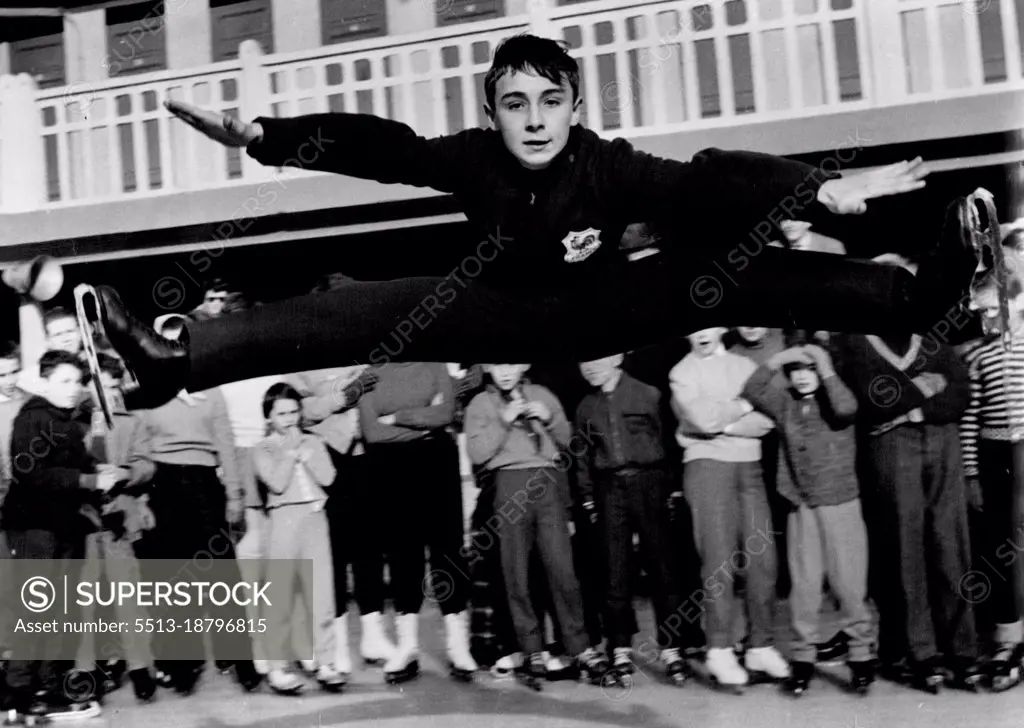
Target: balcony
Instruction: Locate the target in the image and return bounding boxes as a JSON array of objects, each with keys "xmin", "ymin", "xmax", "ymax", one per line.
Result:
[{"xmin": 0, "ymin": 0, "xmax": 1021, "ymax": 222}]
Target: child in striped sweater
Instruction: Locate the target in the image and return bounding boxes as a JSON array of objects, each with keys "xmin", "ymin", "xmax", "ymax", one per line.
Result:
[{"xmin": 960, "ymin": 268, "xmax": 1024, "ymax": 691}]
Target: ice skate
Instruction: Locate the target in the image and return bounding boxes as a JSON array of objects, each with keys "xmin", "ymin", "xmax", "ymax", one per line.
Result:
[
  {"xmin": 988, "ymin": 643, "xmax": 1024, "ymax": 693},
  {"xmin": 383, "ymin": 613, "xmax": 420, "ymax": 685},
  {"xmin": 444, "ymin": 611, "xmax": 477, "ymax": 682},
  {"xmin": 516, "ymin": 652, "xmax": 545, "ymax": 691},
  {"xmin": 705, "ymin": 647, "xmax": 748, "ymax": 694},
  {"xmin": 333, "ymin": 614, "xmax": 353, "ymax": 678},
  {"xmin": 744, "ymin": 646, "xmax": 791, "ymax": 684},
  {"xmin": 267, "ymin": 668, "xmax": 304, "ymax": 696},
  {"xmin": 316, "ymin": 664, "xmax": 347, "ymax": 693},
  {"xmin": 574, "ymin": 647, "xmax": 611, "ymax": 686},
  {"xmin": 782, "ymin": 661, "xmax": 814, "ymax": 697},
  {"xmin": 662, "ymin": 648, "xmax": 688, "ymax": 686},
  {"xmin": 361, "ymin": 612, "xmax": 398, "ymax": 666},
  {"xmin": 848, "ymin": 660, "xmax": 875, "ymax": 696}
]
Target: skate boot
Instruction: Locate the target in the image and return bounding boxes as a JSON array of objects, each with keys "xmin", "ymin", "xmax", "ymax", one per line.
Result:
[
  {"xmin": 516, "ymin": 652, "xmax": 546, "ymax": 691},
  {"xmin": 234, "ymin": 660, "xmax": 264, "ymax": 692},
  {"xmin": 946, "ymin": 657, "xmax": 984, "ymax": 692},
  {"xmin": 297, "ymin": 660, "xmax": 317, "ymax": 675},
  {"xmin": 361, "ymin": 612, "xmax": 398, "ymax": 666},
  {"xmin": 662, "ymin": 648, "xmax": 688, "ymax": 686},
  {"xmin": 490, "ymin": 653, "xmax": 522, "ymax": 679},
  {"xmin": 267, "ymin": 668, "xmax": 304, "ymax": 695},
  {"xmin": 544, "ymin": 651, "xmax": 577, "ymax": 682},
  {"xmin": 29, "ymin": 688, "xmax": 101, "ymax": 723},
  {"xmin": 907, "ymin": 656, "xmax": 945, "ymax": 694},
  {"xmin": 333, "ymin": 614, "xmax": 353, "ymax": 679},
  {"xmin": 172, "ymin": 662, "xmax": 204, "ymax": 695},
  {"xmin": 383, "ymin": 613, "xmax": 420, "ymax": 685},
  {"xmin": 705, "ymin": 647, "xmax": 748, "ymax": 694},
  {"xmin": 744, "ymin": 646, "xmax": 791, "ymax": 684},
  {"xmin": 574, "ymin": 647, "xmax": 611, "ymax": 685},
  {"xmin": 848, "ymin": 660, "xmax": 875, "ymax": 695},
  {"xmin": 988, "ymin": 643, "xmax": 1024, "ymax": 693},
  {"xmin": 316, "ymin": 664, "xmax": 347, "ymax": 693},
  {"xmin": 444, "ymin": 611, "xmax": 478, "ymax": 682},
  {"xmin": 815, "ymin": 632, "xmax": 850, "ymax": 664},
  {"xmin": 611, "ymin": 647, "xmax": 636, "ymax": 675},
  {"xmin": 783, "ymin": 661, "xmax": 814, "ymax": 697},
  {"xmin": 128, "ymin": 668, "xmax": 157, "ymax": 702}
]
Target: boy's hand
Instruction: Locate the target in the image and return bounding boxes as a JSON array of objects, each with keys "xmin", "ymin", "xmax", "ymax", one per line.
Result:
[
  {"xmin": 225, "ymin": 500, "xmax": 244, "ymax": 526},
  {"xmin": 96, "ymin": 470, "xmax": 118, "ymax": 492},
  {"xmin": 767, "ymin": 347, "xmax": 810, "ymax": 370},
  {"xmin": 501, "ymin": 400, "xmax": 526, "ymax": 425},
  {"xmin": 912, "ymin": 373, "xmax": 947, "ymax": 398},
  {"xmin": 802, "ymin": 345, "xmax": 835, "ymax": 376},
  {"xmin": 431, "ymin": 392, "xmax": 444, "ymax": 407},
  {"xmin": 524, "ymin": 401, "xmax": 552, "ymax": 423},
  {"xmin": 817, "ymin": 158, "xmax": 928, "ymax": 215},
  {"xmin": 378, "ymin": 414, "xmax": 397, "ymax": 426},
  {"xmin": 165, "ymin": 101, "xmax": 262, "ymax": 147}
]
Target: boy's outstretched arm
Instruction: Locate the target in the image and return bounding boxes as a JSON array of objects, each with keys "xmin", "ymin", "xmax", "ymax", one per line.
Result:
[
  {"xmin": 604, "ymin": 140, "xmax": 927, "ymax": 240},
  {"xmin": 165, "ymin": 100, "xmax": 476, "ymax": 194}
]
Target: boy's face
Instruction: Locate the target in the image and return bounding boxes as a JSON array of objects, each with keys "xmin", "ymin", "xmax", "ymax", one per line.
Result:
[
  {"xmin": 45, "ymin": 363, "xmax": 83, "ymax": 410},
  {"xmin": 737, "ymin": 327, "xmax": 768, "ymax": 343},
  {"xmin": 688, "ymin": 328, "xmax": 726, "ymax": 357},
  {"xmin": 268, "ymin": 397, "xmax": 301, "ymax": 435},
  {"xmin": 46, "ymin": 316, "xmax": 82, "ymax": 355},
  {"xmin": 0, "ymin": 356, "xmax": 21, "ymax": 399},
  {"xmin": 203, "ymin": 289, "xmax": 228, "ymax": 317},
  {"xmin": 486, "ymin": 364, "xmax": 529, "ymax": 391},
  {"xmin": 487, "ymin": 69, "xmax": 580, "ymax": 171},
  {"xmin": 788, "ymin": 366, "xmax": 820, "ymax": 397},
  {"xmin": 579, "ymin": 355, "xmax": 623, "ymax": 389}
]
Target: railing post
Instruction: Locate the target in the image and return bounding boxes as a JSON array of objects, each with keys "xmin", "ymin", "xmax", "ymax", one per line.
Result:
[
  {"xmin": 238, "ymin": 39, "xmax": 275, "ymax": 182},
  {"xmin": 527, "ymin": 0, "xmax": 557, "ymax": 41},
  {"xmin": 0, "ymin": 74, "xmax": 47, "ymax": 213},
  {"xmin": 861, "ymin": 0, "xmax": 906, "ymax": 105}
]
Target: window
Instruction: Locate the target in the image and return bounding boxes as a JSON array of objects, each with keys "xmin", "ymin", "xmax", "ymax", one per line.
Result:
[
  {"xmin": 3, "ymin": 17, "xmax": 65, "ymax": 89},
  {"xmin": 211, "ymin": 0, "xmax": 274, "ymax": 62},
  {"xmin": 106, "ymin": 0, "xmax": 168, "ymax": 77},
  {"xmin": 435, "ymin": 0, "xmax": 504, "ymax": 27},
  {"xmin": 321, "ymin": 0, "xmax": 388, "ymax": 45}
]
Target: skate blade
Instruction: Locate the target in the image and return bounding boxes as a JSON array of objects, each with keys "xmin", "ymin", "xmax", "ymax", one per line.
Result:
[
  {"xmin": 384, "ymin": 663, "xmax": 420, "ymax": 685},
  {"xmin": 73, "ymin": 284, "xmax": 113, "ymax": 429},
  {"xmin": 40, "ymin": 701, "xmax": 101, "ymax": 722}
]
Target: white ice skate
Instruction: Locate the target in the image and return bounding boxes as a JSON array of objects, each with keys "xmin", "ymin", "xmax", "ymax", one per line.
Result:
[
  {"xmin": 361, "ymin": 612, "xmax": 398, "ymax": 665},
  {"xmin": 744, "ymin": 646, "xmax": 791, "ymax": 683},
  {"xmin": 444, "ymin": 611, "xmax": 478, "ymax": 682},
  {"xmin": 706, "ymin": 647, "xmax": 748, "ymax": 693}
]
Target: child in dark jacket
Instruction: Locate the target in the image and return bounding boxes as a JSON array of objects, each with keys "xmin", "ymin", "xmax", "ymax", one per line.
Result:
[
  {"xmin": 465, "ymin": 364, "xmax": 610, "ymax": 688},
  {"xmin": 2, "ymin": 350, "xmax": 119, "ymax": 721},
  {"xmin": 742, "ymin": 343, "xmax": 876, "ymax": 696}
]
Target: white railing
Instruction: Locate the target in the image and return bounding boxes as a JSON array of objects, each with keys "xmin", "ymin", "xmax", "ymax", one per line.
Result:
[{"xmin": 0, "ymin": 0, "xmax": 1021, "ymax": 212}]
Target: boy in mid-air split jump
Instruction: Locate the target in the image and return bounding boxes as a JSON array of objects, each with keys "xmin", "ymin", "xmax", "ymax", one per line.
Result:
[{"xmin": 86, "ymin": 34, "xmax": 981, "ymax": 405}]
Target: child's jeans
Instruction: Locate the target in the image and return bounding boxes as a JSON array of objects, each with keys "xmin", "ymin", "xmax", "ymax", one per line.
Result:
[
  {"xmin": 683, "ymin": 458, "xmax": 778, "ymax": 650},
  {"xmin": 787, "ymin": 499, "xmax": 875, "ymax": 663},
  {"xmin": 75, "ymin": 530, "xmax": 153, "ymax": 670},
  {"xmin": 264, "ymin": 501, "xmax": 335, "ymax": 668},
  {"xmin": 494, "ymin": 467, "xmax": 588, "ymax": 657}
]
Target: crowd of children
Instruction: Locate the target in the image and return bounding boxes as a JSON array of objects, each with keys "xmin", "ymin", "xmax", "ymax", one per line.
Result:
[{"xmin": 0, "ymin": 246, "xmax": 1023, "ymax": 722}]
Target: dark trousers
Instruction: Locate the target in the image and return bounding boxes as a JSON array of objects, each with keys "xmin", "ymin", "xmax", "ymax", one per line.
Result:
[
  {"xmin": 5, "ymin": 529, "xmax": 86, "ymax": 699},
  {"xmin": 184, "ymin": 249, "xmax": 945, "ymax": 392},
  {"xmin": 864, "ymin": 424, "xmax": 977, "ymax": 664},
  {"xmin": 133, "ymin": 463, "xmax": 253, "ymax": 673},
  {"xmin": 971, "ymin": 440, "xmax": 1022, "ymax": 634},
  {"xmin": 324, "ymin": 449, "xmax": 388, "ymax": 614},
  {"xmin": 494, "ymin": 467, "xmax": 588, "ymax": 656},
  {"xmin": 368, "ymin": 436, "xmax": 468, "ymax": 616},
  {"xmin": 596, "ymin": 467, "xmax": 682, "ymax": 650}
]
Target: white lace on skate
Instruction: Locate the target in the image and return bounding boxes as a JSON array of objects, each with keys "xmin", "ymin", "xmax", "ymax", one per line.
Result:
[
  {"xmin": 661, "ymin": 648, "xmax": 683, "ymax": 665},
  {"xmin": 706, "ymin": 647, "xmax": 749, "ymax": 686},
  {"xmin": 744, "ymin": 646, "xmax": 791, "ymax": 679},
  {"xmin": 613, "ymin": 648, "xmax": 633, "ymax": 668}
]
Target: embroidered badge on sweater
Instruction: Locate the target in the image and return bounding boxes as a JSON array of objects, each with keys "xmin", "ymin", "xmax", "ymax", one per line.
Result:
[{"xmin": 561, "ymin": 228, "xmax": 602, "ymax": 263}]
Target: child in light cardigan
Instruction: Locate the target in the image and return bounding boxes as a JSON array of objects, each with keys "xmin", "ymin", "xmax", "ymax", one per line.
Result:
[{"xmin": 253, "ymin": 383, "xmax": 344, "ymax": 695}]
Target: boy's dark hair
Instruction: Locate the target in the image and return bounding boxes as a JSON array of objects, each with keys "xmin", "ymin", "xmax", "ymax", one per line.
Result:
[
  {"xmin": 43, "ymin": 306, "xmax": 75, "ymax": 329},
  {"xmin": 262, "ymin": 382, "xmax": 303, "ymax": 419},
  {"xmin": 205, "ymin": 278, "xmax": 229, "ymax": 294},
  {"xmin": 484, "ymin": 34, "xmax": 580, "ymax": 110},
  {"xmin": 0, "ymin": 341, "xmax": 20, "ymax": 361},
  {"xmin": 38, "ymin": 349, "xmax": 85, "ymax": 380},
  {"xmin": 97, "ymin": 352, "xmax": 125, "ymax": 380}
]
